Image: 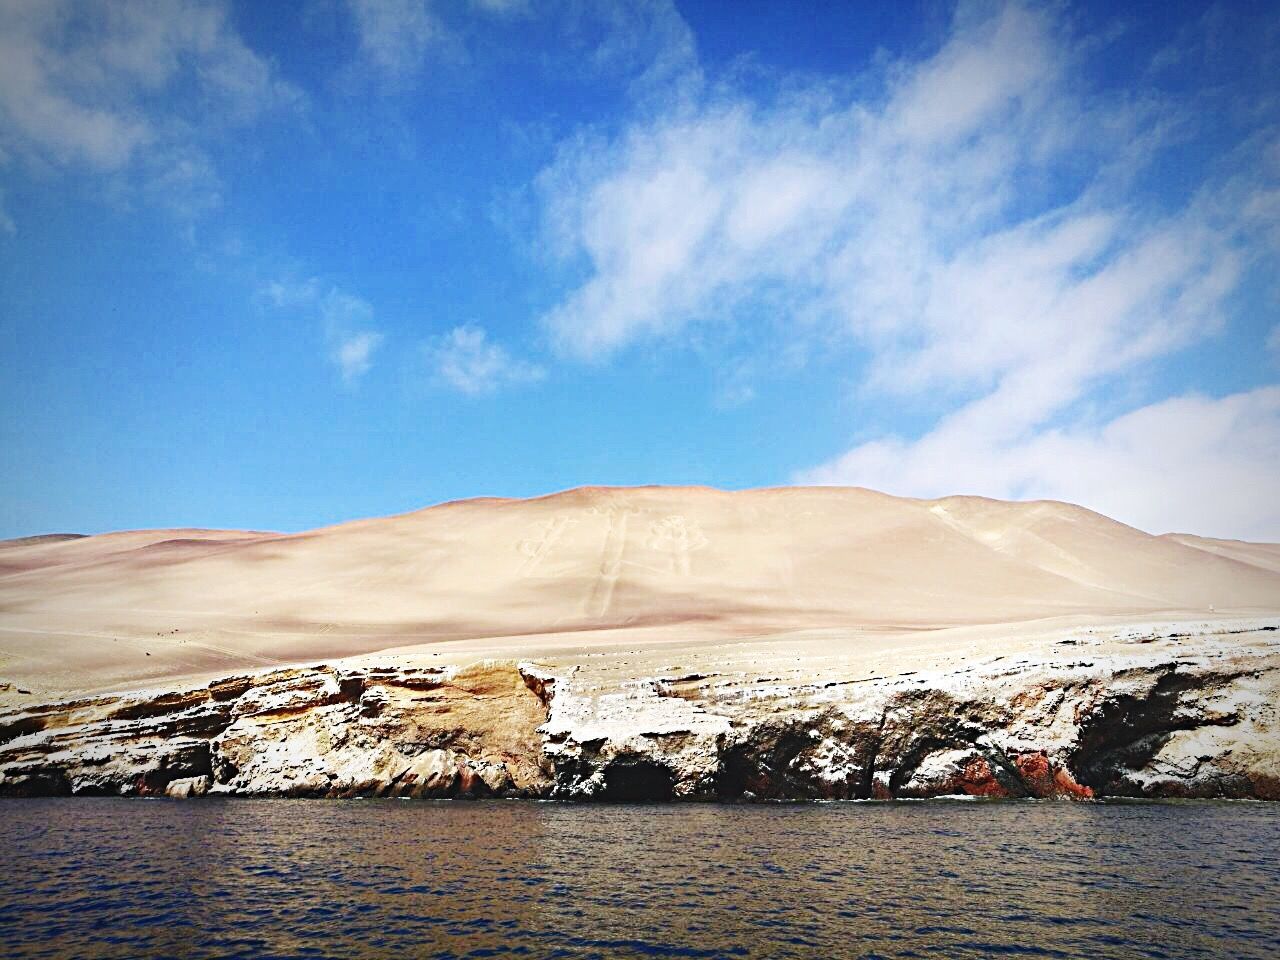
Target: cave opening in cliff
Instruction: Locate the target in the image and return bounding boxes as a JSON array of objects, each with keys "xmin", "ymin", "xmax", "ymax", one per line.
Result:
[{"xmin": 600, "ymin": 760, "xmax": 676, "ymax": 801}]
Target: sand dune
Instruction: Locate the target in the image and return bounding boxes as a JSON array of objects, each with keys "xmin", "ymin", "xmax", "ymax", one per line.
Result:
[
  {"xmin": 1, "ymin": 485, "xmax": 1277, "ymax": 697},
  {"xmin": 1161, "ymin": 532, "xmax": 1280, "ymax": 575}
]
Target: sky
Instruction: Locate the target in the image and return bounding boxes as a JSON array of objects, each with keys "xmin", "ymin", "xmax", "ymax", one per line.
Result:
[{"xmin": 1, "ymin": 0, "xmax": 1278, "ymax": 541}]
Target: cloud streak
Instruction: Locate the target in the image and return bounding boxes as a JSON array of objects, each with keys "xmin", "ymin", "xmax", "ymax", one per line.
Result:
[
  {"xmin": 536, "ymin": 2, "xmax": 1084, "ymax": 362},
  {"xmin": 531, "ymin": 0, "xmax": 1279, "ymax": 537}
]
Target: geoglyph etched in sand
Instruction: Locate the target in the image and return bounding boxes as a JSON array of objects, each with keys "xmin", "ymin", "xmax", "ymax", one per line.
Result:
[
  {"xmin": 517, "ymin": 503, "xmax": 709, "ymax": 605},
  {"xmin": 646, "ymin": 515, "xmax": 708, "ymax": 575},
  {"xmin": 516, "ymin": 515, "xmax": 579, "ymax": 576}
]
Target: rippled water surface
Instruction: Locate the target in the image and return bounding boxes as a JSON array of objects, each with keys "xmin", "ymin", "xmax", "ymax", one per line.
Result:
[{"xmin": 2, "ymin": 799, "xmax": 1278, "ymax": 959}]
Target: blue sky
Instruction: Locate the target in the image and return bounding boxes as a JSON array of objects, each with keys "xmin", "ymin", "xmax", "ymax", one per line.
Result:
[{"xmin": 1, "ymin": 0, "xmax": 1278, "ymax": 540}]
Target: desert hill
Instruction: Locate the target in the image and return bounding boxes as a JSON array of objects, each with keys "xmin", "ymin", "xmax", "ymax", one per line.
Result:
[{"xmin": 1, "ymin": 485, "xmax": 1277, "ymax": 698}]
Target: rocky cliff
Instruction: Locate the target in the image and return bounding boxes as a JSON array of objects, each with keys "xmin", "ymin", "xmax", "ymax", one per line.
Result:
[{"xmin": 3, "ymin": 619, "xmax": 1276, "ymax": 801}]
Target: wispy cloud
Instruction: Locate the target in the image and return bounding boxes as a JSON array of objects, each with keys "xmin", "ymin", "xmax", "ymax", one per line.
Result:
[
  {"xmin": 535, "ymin": 3, "xmax": 1159, "ymax": 365},
  {"xmin": 471, "ymin": 0, "xmax": 526, "ymax": 12},
  {"xmin": 0, "ymin": 187, "xmax": 14, "ymax": 236},
  {"xmin": 532, "ymin": 0, "xmax": 1279, "ymax": 537},
  {"xmin": 263, "ymin": 277, "xmax": 323, "ymax": 310},
  {"xmin": 319, "ymin": 288, "xmax": 385, "ymax": 386},
  {"xmin": 423, "ymin": 324, "xmax": 543, "ymax": 394},
  {"xmin": 346, "ymin": 0, "xmax": 448, "ymax": 80},
  {"xmin": 265, "ymin": 278, "xmax": 384, "ymax": 385},
  {"xmin": 342, "ymin": 0, "xmax": 531, "ymax": 83},
  {"xmin": 0, "ymin": 0, "xmax": 300, "ymax": 219},
  {"xmin": 331, "ymin": 330, "xmax": 384, "ymax": 385}
]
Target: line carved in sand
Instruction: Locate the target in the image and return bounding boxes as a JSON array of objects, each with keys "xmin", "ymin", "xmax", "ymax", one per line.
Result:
[
  {"xmin": 516, "ymin": 515, "xmax": 578, "ymax": 576},
  {"xmin": 584, "ymin": 500, "xmax": 639, "ymax": 618}
]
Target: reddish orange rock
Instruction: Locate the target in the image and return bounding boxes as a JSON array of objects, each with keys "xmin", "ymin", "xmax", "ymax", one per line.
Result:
[
  {"xmin": 957, "ymin": 757, "xmax": 1013, "ymax": 798},
  {"xmin": 1014, "ymin": 752, "xmax": 1093, "ymax": 799},
  {"xmin": 456, "ymin": 763, "xmax": 482, "ymax": 796}
]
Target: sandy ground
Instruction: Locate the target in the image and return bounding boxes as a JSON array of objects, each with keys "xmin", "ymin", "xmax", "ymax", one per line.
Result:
[{"xmin": 2, "ymin": 485, "xmax": 1278, "ymax": 701}]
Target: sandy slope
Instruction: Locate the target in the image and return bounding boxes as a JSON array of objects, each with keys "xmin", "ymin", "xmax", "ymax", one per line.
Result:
[
  {"xmin": 1, "ymin": 485, "xmax": 1278, "ymax": 698},
  {"xmin": 1161, "ymin": 532, "xmax": 1280, "ymax": 574}
]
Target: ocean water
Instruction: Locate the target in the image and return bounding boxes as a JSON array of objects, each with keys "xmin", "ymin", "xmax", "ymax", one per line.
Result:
[{"xmin": 1, "ymin": 799, "xmax": 1277, "ymax": 959}]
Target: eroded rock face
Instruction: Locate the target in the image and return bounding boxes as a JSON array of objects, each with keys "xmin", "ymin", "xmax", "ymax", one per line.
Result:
[
  {"xmin": 0, "ymin": 662, "xmax": 553, "ymax": 798},
  {"xmin": 2, "ymin": 625, "xmax": 1277, "ymax": 801}
]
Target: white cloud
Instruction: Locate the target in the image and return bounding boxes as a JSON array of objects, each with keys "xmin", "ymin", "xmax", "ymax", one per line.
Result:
[
  {"xmin": 263, "ymin": 278, "xmax": 384, "ymax": 385},
  {"xmin": 587, "ymin": 0, "xmax": 700, "ymax": 106},
  {"xmin": 319, "ymin": 288, "xmax": 384, "ymax": 385},
  {"xmin": 536, "ymin": 1, "xmax": 1082, "ymax": 361},
  {"xmin": 534, "ymin": 0, "xmax": 1279, "ymax": 537},
  {"xmin": 318, "ymin": 287, "xmax": 375, "ymax": 332},
  {"xmin": 0, "ymin": 0, "xmax": 147, "ymax": 169},
  {"xmin": 800, "ymin": 387, "xmax": 1280, "ymax": 541},
  {"xmin": 712, "ymin": 359, "xmax": 757, "ymax": 410},
  {"xmin": 424, "ymin": 324, "xmax": 543, "ymax": 394},
  {"xmin": 0, "ymin": 187, "xmax": 14, "ymax": 236},
  {"xmin": 343, "ymin": 0, "xmax": 533, "ymax": 81},
  {"xmin": 264, "ymin": 277, "xmax": 323, "ymax": 309},
  {"xmin": 0, "ymin": 0, "xmax": 299, "ymax": 217},
  {"xmin": 347, "ymin": 0, "xmax": 444, "ymax": 79},
  {"xmin": 471, "ymin": 0, "xmax": 526, "ymax": 12},
  {"xmin": 332, "ymin": 330, "xmax": 384, "ymax": 384}
]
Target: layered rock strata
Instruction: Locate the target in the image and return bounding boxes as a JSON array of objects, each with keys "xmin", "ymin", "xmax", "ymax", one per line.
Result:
[{"xmin": 2, "ymin": 623, "xmax": 1277, "ymax": 801}]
